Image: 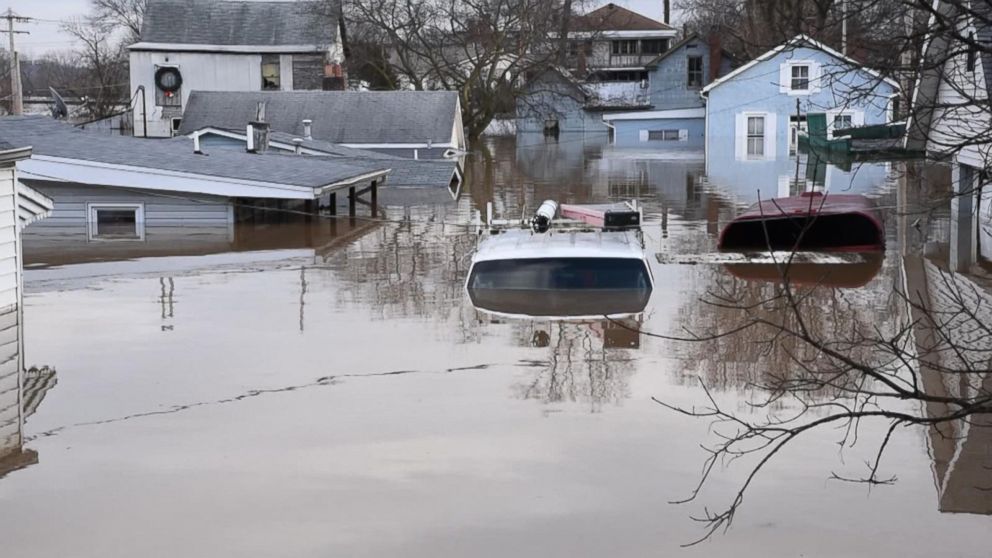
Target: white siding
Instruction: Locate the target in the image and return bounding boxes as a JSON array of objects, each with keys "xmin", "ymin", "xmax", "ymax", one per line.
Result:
[
  {"xmin": 0, "ymin": 168, "xmax": 20, "ymax": 462},
  {"xmin": 130, "ymin": 50, "xmax": 265, "ymax": 137},
  {"xmin": 928, "ymin": 21, "xmax": 992, "ymax": 166}
]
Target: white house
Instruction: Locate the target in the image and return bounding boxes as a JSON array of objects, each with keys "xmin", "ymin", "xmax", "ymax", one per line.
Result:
[
  {"xmin": 0, "ymin": 141, "xmax": 54, "ymax": 478},
  {"xmin": 130, "ymin": 0, "xmax": 346, "ymax": 137},
  {"xmin": 908, "ymin": 1, "xmax": 992, "ymax": 271}
]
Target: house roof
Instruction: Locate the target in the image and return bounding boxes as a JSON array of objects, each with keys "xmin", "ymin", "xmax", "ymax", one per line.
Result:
[
  {"xmin": 134, "ymin": 0, "xmax": 337, "ymax": 50},
  {"xmin": 0, "ymin": 116, "xmax": 389, "ymax": 198},
  {"xmin": 178, "ymin": 91, "xmax": 461, "ymax": 146},
  {"xmin": 192, "ymin": 127, "xmax": 462, "ymax": 188},
  {"xmin": 572, "ymin": 3, "xmax": 672, "ymax": 32},
  {"xmin": 701, "ymin": 35, "xmax": 900, "ymax": 94}
]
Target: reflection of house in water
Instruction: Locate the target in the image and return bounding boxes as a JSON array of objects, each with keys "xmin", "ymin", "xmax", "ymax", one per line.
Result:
[
  {"xmin": 903, "ymin": 255, "xmax": 992, "ymax": 515},
  {"xmin": 0, "ymin": 141, "xmax": 56, "ymax": 478},
  {"xmin": 703, "ymin": 151, "xmax": 891, "ymax": 206}
]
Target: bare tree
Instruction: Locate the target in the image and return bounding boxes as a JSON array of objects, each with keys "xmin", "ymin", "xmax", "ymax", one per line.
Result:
[
  {"xmin": 342, "ymin": 0, "xmax": 584, "ymax": 139},
  {"xmin": 90, "ymin": 0, "xmax": 146, "ymax": 42},
  {"xmin": 61, "ymin": 18, "xmax": 129, "ymax": 120}
]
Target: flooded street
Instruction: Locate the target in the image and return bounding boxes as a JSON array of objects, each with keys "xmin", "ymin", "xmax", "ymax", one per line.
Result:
[{"xmin": 3, "ymin": 136, "xmax": 990, "ymax": 556}]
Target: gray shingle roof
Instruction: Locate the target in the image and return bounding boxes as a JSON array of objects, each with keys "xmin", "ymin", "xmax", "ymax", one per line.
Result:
[
  {"xmin": 178, "ymin": 90, "xmax": 460, "ymax": 145},
  {"xmin": 138, "ymin": 0, "xmax": 338, "ymax": 48},
  {"xmin": 0, "ymin": 116, "xmax": 388, "ymax": 190},
  {"xmin": 196, "ymin": 128, "xmax": 460, "ymax": 188}
]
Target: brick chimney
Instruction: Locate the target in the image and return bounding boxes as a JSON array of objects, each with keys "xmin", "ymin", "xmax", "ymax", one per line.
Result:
[
  {"xmin": 323, "ymin": 63, "xmax": 346, "ymax": 91},
  {"xmin": 708, "ymin": 33, "xmax": 723, "ymax": 84}
]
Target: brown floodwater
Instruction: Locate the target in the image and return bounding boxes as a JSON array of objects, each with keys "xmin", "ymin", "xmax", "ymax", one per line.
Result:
[{"xmin": 2, "ymin": 136, "xmax": 990, "ymax": 556}]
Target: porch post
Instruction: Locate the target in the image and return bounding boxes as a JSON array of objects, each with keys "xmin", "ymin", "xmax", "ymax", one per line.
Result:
[{"xmin": 950, "ymin": 163, "xmax": 978, "ymax": 272}]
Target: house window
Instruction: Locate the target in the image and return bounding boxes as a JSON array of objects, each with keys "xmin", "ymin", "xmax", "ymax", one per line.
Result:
[
  {"xmin": 687, "ymin": 56, "xmax": 704, "ymax": 88},
  {"xmin": 791, "ymin": 65, "xmax": 810, "ymax": 91},
  {"xmin": 612, "ymin": 40, "xmax": 638, "ymax": 55},
  {"xmin": 88, "ymin": 204, "xmax": 145, "ymax": 241},
  {"xmin": 747, "ymin": 116, "xmax": 765, "ymax": 158},
  {"xmin": 648, "ymin": 130, "xmax": 681, "ymax": 141},
  {"xmin": 642, "ymin": 39, "xmax": 668, "ymax": 55},
  {"xmin": 833, "ymin": 114, "xmax": 853, "ymax": 130},
  {"xmin": 261, "ymin": 55, "xmax": 281, "ymax": 90}
]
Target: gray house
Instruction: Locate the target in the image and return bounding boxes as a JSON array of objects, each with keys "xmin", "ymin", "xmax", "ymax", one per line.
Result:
[
  {"xmin": 602, "ymin": 34, "xmax": 733, "ymax": 148},
  {"xmin": 1, "ymin": 117, "xmax": 395, "ymax": 257},
  {"xmin": 178, "ymin": 90, "xmax": 468, "ymax": 159}
]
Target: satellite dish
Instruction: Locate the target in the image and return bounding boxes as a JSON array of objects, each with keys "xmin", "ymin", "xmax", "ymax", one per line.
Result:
[{"xmin": 49, "ymin": 87, "xmax": 68, "ymax": 119}]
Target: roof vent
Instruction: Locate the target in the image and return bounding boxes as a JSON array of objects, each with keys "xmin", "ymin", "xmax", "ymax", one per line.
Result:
[{"xmin": 302, "ymin": 119, "xmax": 313, "ymax": 140}]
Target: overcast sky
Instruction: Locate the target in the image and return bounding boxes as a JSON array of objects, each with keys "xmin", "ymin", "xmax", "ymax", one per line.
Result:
[{"xmin": 4, "ymin": 0, "xmax": 683, "ymax": 57}]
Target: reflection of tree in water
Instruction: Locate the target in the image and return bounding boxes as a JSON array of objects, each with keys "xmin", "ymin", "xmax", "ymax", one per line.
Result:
[
  {"xmin": 324, "ymin": 206, "xmax": 480, "ymax": 327},
  {"xmin": 669, "ymin": 258, "xmax": 902, "ymax": 398},
  {"xmin": 510, "ymin": 319, "xmax": 640, "ymax": 412}
]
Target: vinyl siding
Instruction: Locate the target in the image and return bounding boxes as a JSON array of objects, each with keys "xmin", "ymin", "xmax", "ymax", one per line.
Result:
[
  {"xmin": 611, "ymin": 117, "xmax": 704, "ymax": 148},
  {"xmin": 0, "ymin": 168, "xmax": 19, "ymax": 461}
]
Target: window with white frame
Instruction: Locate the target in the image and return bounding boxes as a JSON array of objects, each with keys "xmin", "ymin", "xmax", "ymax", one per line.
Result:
[
  {"xmin": 747, "ymin": 116, "xmax": 765, "ymax": 158},
  {"xmin": 88, "ymin": 203, "xmax": 145, "ymax": 241},
  {"xmin": 687, "ymin": 56, "xmax": 704, "ymax": 88},
  {"xmin": 791, "ymin": 65, "xmax": 810, "ymax": 91},
  {"xmin": 612, "ymin": 40, "xmax": 638, "ymax": 55},
  {"xmin": 833, "ymin": 113, "xmax": 853, "ymax": 131},
  {"xmin": 648, "ymin": 129, "xmax": 681, "ymax": 141}
]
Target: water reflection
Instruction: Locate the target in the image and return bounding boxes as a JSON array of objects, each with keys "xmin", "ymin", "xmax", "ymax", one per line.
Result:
[
  {"xmin": 0, "ymin": 305, "xmax": 56, "ymax": 479},
  {"xmin": 510, "ymin": 319, "xmax": 640, "ymax": 411},
  {"xmin": 723, "ymin": 253, "xmax": 885, "ymax": 288}
]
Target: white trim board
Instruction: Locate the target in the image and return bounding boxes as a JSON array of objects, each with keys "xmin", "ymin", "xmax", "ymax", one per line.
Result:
[
  {"xmin": 17, "ymin": 156, "xmax": 388, "ymax": 200},
  {"xmin": 603, "ymin": 108, "xmax": 705, "ymax": 121}
]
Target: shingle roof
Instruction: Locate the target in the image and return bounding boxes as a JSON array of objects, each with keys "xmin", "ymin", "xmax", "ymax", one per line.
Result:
[
  {"xmin": 573, "ymin": 3, "xmax": 672, "ymax": 32},
  {"xmin": 196, "ymin": 128, "xmax": 460, "ymax": 188},
  {"xmin": 0, "ymin": 116, "xmax": 388, "ymax": 190},
  {"xmin": 138, "ymin": 0, "xmax": 338, "ymax": 48},
  {"xmin": 178, "ymin": 91, "xmax": 461, "ymax": 145}
]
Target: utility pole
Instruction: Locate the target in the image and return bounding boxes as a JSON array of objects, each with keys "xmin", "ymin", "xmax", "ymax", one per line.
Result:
[{"xmin": 1, "ymin": 8, "xmax": 30, "ymax": 116}]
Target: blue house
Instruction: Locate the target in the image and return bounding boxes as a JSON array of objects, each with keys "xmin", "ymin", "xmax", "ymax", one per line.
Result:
[
  {"xmin": 702, "ymin": 35, "xmax": 899, "ymax": 175},
  {"xmin": 516, "ymin": 68, "xmax": 651, "ymax": 135},
  {"xmin": 602, "ymin": 34, "xmax": 732, "ymax": 149}
]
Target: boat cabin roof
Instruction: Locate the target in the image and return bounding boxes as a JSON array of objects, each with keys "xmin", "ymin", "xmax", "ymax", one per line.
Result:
[{"xmin": 472, "ymin": 229, "xmax": 646, "ymax": 263}]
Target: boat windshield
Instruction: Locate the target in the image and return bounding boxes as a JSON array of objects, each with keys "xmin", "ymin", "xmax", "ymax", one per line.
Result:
[{"xmin": 468, "ymin": 258, "xmax": 651, "ymax": 290}]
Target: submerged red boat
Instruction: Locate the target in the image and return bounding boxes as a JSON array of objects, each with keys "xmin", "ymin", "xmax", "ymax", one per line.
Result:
[{"xmin": 718, "ymin": 192, "xmax": 884, "ymax": 251}]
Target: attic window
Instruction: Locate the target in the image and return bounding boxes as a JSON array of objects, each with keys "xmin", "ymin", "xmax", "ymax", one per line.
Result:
[
  {"xmin": 261, "ymin": 55, "xmax": 281, "ymax": 90},
  {"xmin": 687, "ymin": 56, "xmax": 704, "ymax": 88},
  {"xmin": 791, "ymin": 65, "xmax": 810, "ymax": 91},
  {"xmin": 88, "ymin": 204, "xmax": 145, "ymax": 241}
]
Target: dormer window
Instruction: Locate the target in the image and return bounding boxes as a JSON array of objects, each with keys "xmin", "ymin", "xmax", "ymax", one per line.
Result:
[{"xmin": 791, "ymin": 65, "xmax": 810, "ymax": 91}]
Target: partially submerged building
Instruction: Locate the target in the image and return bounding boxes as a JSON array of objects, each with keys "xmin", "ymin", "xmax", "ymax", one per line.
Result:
[
  {"xmin": 0, "ymin": 142, "xmax": 54, "ymax": 478},
  {"xmin": 130, "ymin": 0, "xmax": 347, "ymax": 137},
  {"xmin": 565, "ymin": 3, "xmax": 677, "ymax": 82},
  {"xmin": 702, "ymin": 35, "xmax": 898, "ymax": 186},
  {"xmin": 178, "ymin": 90, "xmax": 467, "ymax": 159},
  {"xmin": 602, "ymin": 34, "xmax": 733, "ymax": 148},
  {"xmin": 1, "ymin": 116, "xmax": 394, "ymax": 254},
  {"xmin": 908, "ymin": 1, "xmax": 991, "ymax": 272}
]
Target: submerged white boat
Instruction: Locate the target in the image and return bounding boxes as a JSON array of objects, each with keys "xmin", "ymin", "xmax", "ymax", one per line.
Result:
[{"xmin": 465, "ymin": 201, "xmax": 654, "ymax": 317}]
